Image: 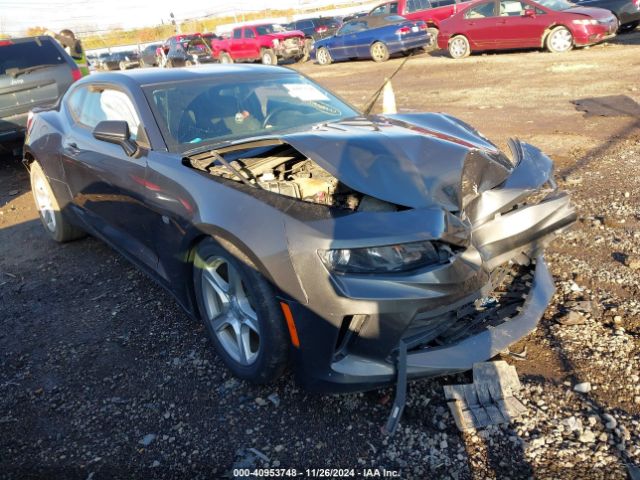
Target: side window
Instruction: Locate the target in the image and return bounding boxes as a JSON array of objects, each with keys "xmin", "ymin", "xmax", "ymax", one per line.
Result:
[
  {"xmin": 434, "ymin": 0, "xmax": 455, "ymax": 6},
  {"xmin": 299, "ymin": 20, "xmax": 313, "ymax": 29},
  {"xmin": 499, "ymin": 0, "xmax": 525, "ymax": 15},
  {"xmin": 244, "ymin": 28, "xmax": 255, "ymax": 38},
  {"xmin": 371, "ymin": 4, "xmax": 388, "ymax": 15},
  {"xmin": 77, "ymin": 89, "xmax": 140, "ymax": 140},
  {"xmin": 389, "ymin": 2, "xmax": 399, "ymax": 13},
  {"xmin": 66, "ymin": 87, "xmax": 87, "ymax": 120},
  {"xmin": 465, "ymin": 1, "xmax": 497, "ymax": 18},
  {"xmin": 233, "ymin": 29, "xmax": 242, "ymax": 39},
  {"xmin": 407, "ymin": 0, "xmax": 431, "ymax": 12}
]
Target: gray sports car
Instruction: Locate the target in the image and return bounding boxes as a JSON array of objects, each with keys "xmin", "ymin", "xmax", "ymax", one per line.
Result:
[{"xmin": 24, "ymin": 65, "xmax": 576, "ymax": 397}]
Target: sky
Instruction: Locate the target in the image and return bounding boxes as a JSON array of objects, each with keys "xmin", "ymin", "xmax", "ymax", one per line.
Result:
[{"xmin": 0, "ymin": 0, "xmax": 317, "ymax": 36}]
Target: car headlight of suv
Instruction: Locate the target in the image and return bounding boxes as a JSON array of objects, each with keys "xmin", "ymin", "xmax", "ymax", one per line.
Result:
[
  {"xmin": 319, "ymin": 240, "xmax": 443, "ymax": 274},
  {"xmin": 572, "ymin": 19, "xmax": 598, "ymax": 25}
]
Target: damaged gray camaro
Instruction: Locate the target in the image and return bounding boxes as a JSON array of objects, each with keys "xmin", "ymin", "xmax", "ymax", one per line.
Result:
[{"xmin": 25, "ymin": 67, "xmax": 576, "ymax": 408}]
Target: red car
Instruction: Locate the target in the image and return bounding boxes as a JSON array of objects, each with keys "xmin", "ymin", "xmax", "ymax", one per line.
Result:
[
  {"xmin": 438, "ymin": 0, "xmax": 618, "ymax": 57},
  {"xmin": 210, "ymin": 24, "xmax": 305, "ymax": 64}
]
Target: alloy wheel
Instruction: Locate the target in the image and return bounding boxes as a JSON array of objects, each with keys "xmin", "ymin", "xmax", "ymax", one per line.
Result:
[
  {"xmin": 371, "ymin": 42, "xmax": 387, "ymax": 61},
  {"xmin": 201, "ymin": 256, "xmax": 260, "ymax": 366},
  {"xmin": 33, "ymin": 172, "xmax": 56, "ymax": 232},
  {"xmin": 317, "ymin": 48, "xmax": 329, "ymax": 64}
]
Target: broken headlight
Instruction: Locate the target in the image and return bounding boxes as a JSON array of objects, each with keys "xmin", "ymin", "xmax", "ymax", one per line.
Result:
[{"xmin": 319, "ymin": 240, "xmax": 441, "ymax": 274}]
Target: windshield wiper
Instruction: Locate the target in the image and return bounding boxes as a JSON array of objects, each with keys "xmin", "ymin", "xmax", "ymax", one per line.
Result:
[{"xmin": 5, "ymin": 64, "xmax": 58, "ymax": 78}]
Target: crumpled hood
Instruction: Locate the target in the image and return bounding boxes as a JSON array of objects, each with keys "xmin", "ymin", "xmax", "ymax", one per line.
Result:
[
  {"xmin": 283, "ymin": 113, "xmax": 513, "ymax": 211},
  {"xmin": 269, "ymin": 30, "xmax": 305, "ymax": 40}
]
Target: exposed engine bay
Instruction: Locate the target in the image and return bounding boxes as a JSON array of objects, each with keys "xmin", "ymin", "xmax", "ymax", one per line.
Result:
[{"xmin": 187, "ymin": 144, "xmax": 398, "ymax": 212}]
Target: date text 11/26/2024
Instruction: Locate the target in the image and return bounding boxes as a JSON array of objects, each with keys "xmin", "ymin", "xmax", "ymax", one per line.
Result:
[{"xmin": 232, "ymin": 468, "xmax": 401, "ymax": 477}]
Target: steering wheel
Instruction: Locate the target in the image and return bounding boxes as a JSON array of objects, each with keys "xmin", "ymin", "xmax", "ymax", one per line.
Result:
[{"xmin": 262, "ymin": 107, "xmax": 298, "ymax": 129}]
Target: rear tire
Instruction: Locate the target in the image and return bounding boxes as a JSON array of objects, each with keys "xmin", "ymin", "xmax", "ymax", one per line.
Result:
[
  {"xmin": 448, "ymin": 35, "xmax": 470, "ymax": 59},
  {"xmin": 546, "ymin": 26, "xmax": 573, "ymax": 53},
  {"xmin": 29, "ymin": 161, "xmax": 85, "ymax": 243},
  {"xmin": 370, "ymin": 41, "xmax": 390, "ymax": 62},
  {"xmin": 316, "ymin": 47, "xmax": 332, "ymax": 65},
  {"xmin": 427, "ymin": 27, "xmax": 439, "ymax": 50},
  {"xmin": 219, "ymin": 52, "xmax": 233, "ymax": 64},
  {"xmin": 193, "ymin": 238, "xmax": 289, "ymax": 384},
  {"xmin": 619, "ymin": 20, "xmax": 639, "ymax": 33},
  {"xmin": 119, "ymin": 61, "xmax": 126, "ymax": 70},
  {"xmin": 261, "ymin": 49, "xmax": 278, "ymax": 65},
  {"xmin": 301, "ymin": 38, "xmax": 314, "ymax": 62}
]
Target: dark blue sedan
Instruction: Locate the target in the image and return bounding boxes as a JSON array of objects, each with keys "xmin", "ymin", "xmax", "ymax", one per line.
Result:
[{"xmin": 312, "ymin": 14, "xmax": 431, "ymax": 64}]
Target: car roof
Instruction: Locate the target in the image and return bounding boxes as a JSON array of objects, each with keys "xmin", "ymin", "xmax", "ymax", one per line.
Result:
[
  {"xmin": 80, "ymin": 64, "xmax": 293, "ymax": 87},
  {"xmin": 2, "ymin": 35, "xmax": 56, "ymax": 44}
]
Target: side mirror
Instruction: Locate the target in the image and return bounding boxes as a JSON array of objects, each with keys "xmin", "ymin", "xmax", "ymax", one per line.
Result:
[
  {"xmin": 524, "ymin": 8, "xmax": 536, "ymax": 17},
  {"xmin": 92, "ymin": 120, "xmax": 137, "ymax": 156}
]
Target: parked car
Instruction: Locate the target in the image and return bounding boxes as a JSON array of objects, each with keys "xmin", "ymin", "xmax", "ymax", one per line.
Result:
[
  {"xmin": 313, "ymin": 15, "xmax": 431, "ymax": 64},
  {"xmin": 368, "ymin": 0, "xmax": 473, "ymax": 40},
  {"xmin": 438, "ymin": 0, "xmax": 618, "ymax": 58},
  {"xmin": 211, "ymin": 24, "xmax": 306, "ymax": 64},
  {"xmin": 572, "ymin": 0, "xmax": 640, "ymax": 31},
  {"xmin": 166, "ymin": 37, "xmax": 216, "ymax": 67},
  {"xmin": 157, "ymin": 34, "xmax": 204, "ymax": 66},
  {"xmin": 97, "ymin": 52, "xmax": 111, "ymax": 70},
  {"xmin": 24, "ymin": 66, "xmax": 576, "ymax": 393},
  {"xmin": 0, "ymin": 36, "xmax": 81, "ymax": 154},
  {"xmin": 102, "ymin": 51, "xmax": 141, "ymax": 70},
  {"xmin": 287, "ymin": 16, "xmax": 343, "ymax": 41},
  {"xmin": 201, "ymin": 32, "xmax": 220, "ymax": 46},
  {"xmin": 140, "ymin": 43, "xmax": 163, "ymax": 67}
]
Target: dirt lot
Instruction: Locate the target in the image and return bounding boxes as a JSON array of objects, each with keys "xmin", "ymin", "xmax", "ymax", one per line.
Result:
[{"xmin": 2, "ymin": 33, "xmax": 640, "ymax": 479}]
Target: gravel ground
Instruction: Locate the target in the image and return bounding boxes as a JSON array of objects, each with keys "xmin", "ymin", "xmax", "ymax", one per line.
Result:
[{"xmin": 1, "ymin": 31, "xmax": 640, "ymax": 479}]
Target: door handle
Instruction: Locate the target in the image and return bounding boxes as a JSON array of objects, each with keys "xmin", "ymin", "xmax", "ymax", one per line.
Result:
[{"xmin": 498, "ymin": 19, "xmax": 507, "ymax": 24}]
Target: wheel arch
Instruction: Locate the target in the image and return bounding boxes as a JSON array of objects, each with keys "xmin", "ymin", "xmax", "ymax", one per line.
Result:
[{"xmin": 184, "ymin": 227, "xmax": 283, "ymax": 318}]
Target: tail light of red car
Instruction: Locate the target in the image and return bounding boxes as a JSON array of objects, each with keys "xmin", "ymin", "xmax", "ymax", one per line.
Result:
[
  {"xmin": 395, "ymin": 26, "xmax": 412, "ymax": 35},
  {"xmin": 315, "ymin": 25, "xmax": 328, "ymax": 33},
  {"xmin": 0, "ymin": 39, "xmax": 13, "ymax": 47},
  {"xmin": 71, "ymin": 67, "xmax": 82, "ymax": 82}
]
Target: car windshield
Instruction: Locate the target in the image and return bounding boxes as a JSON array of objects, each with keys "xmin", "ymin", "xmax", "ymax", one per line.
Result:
[
  {"xmin": 535, "ymin": 0, "xmax": 575, "ymax": 10},
  {"xmin": 144, "ymin": 73, "xmax": 359, "ymax": 152}
]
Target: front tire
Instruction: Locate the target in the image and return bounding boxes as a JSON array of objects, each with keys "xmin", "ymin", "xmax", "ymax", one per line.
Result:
[
  {"xmin": 370, "ymin": 41, "xmax": 390, "ymax": 62},
  {"xmin": 261, "ymin": 49, "xmax": 278, "ymax": 65},
  {"xmin": 448, "ymin": 35, "xmax": 470, "ymax": 59},
  {"xmin": 30, "ymin": 161, "xmax": 85, "ymax": 243},
  {"xmin": 546, "ymin": 26, "xmax": 573, "ymax": 53},
  {"xmin": 219, "ymin": 52, "xmax": 233, "ymax": 64},
  {"xmin": 119, "ymin": 61, "xmax": 126, "ymax": 70},
  {"xmin": 193, "ymin": 238, "xmax": 289, "ymax": 384},
  {"xmin": 316, "ymin": 47, "xmax": 332, "ymax": 65}
]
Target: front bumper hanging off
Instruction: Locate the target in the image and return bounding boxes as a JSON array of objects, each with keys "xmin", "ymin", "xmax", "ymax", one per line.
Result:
[{"xmin": 384, "ymin": 255, "xmax": 553, "ymax": 434}]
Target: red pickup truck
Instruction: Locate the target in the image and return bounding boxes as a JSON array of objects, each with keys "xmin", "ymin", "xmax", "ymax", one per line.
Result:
[
  {"xmin": 211, "ymin": 24, "xmax": 305, "ymax": 65},
  {"xmin": 368, "ymin": 0, "xmax": 471, "ymax": 39}
]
